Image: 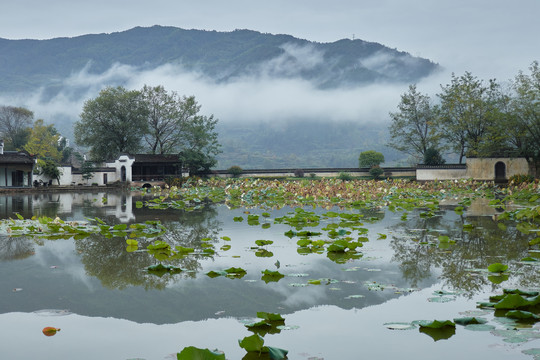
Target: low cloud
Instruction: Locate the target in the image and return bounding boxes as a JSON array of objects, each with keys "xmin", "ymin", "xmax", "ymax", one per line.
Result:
[{"xmin": 0, "ymin": 54, "xmax": 451, "ymax": 140}]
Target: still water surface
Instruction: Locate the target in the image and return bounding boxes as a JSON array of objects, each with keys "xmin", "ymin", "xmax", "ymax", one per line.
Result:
[{"xmin": 0, "ymin": 190, "xmax": 538, "ymax": 359}]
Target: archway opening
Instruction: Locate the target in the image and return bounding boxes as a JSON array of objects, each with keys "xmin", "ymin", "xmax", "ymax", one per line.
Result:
[
  {"xmin": 121, "ymin": 166, "xmax": 126, "ymax": 182},
  {"xmin": 495, "ymin": 161, "xmax": 506, "ymax": 180}
]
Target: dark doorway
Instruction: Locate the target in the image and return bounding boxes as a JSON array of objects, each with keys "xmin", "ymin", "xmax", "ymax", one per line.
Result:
[
  {"xmin": 103, "ymin": 173, "xmax": 108, "ymax": 185},
  {"xmin": 495, "ymin": 161, "xmax": 506, "ymax": 180},
  {"xmin": 121, "ymin": 166, "xmax": 126, "ymax": 182}
]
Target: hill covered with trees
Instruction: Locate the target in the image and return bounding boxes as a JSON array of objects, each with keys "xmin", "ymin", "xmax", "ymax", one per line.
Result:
[{"xmin": 0, "ymin": 25, "xmax": 439, "ymax": 95}]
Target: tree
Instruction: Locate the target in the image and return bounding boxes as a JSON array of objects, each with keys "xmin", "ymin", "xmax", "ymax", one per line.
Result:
[
  {"xmin": 75, "ymin": 86, "xmax": 149, "ymax": 161},
  {"xmin": 0, "ymin": 106, "xmax": 33, "ymax": 150},
  {"xmin": 423, "ymin": 147, "xmax": 446, "ymax": 165},
  {"xmin": 141, "ymin": 85, "xmax": 183, "ymax": 154},
  {"xmin": 141, "ymin": 85, "xmax": 221, "ymax": 174},
  {"xmin": 359, "ymin": 150, "xmax": 385, "ymax": 168},
  {"xmin": 388, "ymin": 84, "xmax": 439, "ymax": 160},
  {"xmin": 37, "ymin": 158, "xmax": 61, "ymax": 185},
  {"xmin": 436, "ymin": 72, "xmax": 502, "ymax": 163},
  {"xmin": 511, "ymin": 61, "xmax": 540, "ymax": 162},
  {"xmin": 81, "ymin": 161, "xmax": 96, "ymax": 184},
  {"xmin": 179, "ymin": 110, "xmax": 221, "ymax": 175},
  {"xmin": 24, "ymin": 119, "xmax": 61, "ymax": 161}
]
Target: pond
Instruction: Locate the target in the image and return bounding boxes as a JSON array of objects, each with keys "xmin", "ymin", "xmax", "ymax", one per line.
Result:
[{"xmin": 0, "ymin": 187, "xmax": 539, "ymax": 360}]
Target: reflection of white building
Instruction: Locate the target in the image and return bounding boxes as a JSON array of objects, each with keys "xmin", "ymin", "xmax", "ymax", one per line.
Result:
[{"xmin": 30, "ymin": 192, "xmax": 136, "ymax": 223}]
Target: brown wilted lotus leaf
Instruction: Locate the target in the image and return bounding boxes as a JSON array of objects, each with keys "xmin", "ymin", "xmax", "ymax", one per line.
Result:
[{"xmin": 42, "ymin": 327, "xmax": 60, "ymax": 336}]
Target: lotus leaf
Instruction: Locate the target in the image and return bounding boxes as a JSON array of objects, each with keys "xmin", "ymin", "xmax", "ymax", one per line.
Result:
[
  {"xmin": 238, "ymin": 334, "xmax": 266, "ymax": 352},
  {"xmin": 494, "ymin": 294, "xmax": 532, "ymax": 309},
  {"xmin": 415, "ymin": 320, "xmax": 455, "ymax": 329},
  {"xmin": 176, "ymin": 346, "xmax": 225, "ymax": 360},
  {"xmin": 506, "ymin": 310, "xmax": 540, "ymax": 320},
  {"xmin": 453, "ymin": 317, "xmax": 487, "ymax": 326},
  {"xmin": 487, "ymin": 263, "xmax": 508, "ymax": 273}
]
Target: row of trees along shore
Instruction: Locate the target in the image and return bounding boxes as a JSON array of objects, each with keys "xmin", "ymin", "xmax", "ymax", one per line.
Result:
[{"xmin": 388, "ymin": 61, "xmax": 540, "ymax": 172}]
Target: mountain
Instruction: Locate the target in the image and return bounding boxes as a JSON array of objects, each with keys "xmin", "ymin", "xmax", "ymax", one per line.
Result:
[
  {"xmin": 0, "ymin": 26, "xmax": 440, "ymax": 168},
  {"xmin": 0, "ymin": 25, "xmax": 439, "ymax": 94}
]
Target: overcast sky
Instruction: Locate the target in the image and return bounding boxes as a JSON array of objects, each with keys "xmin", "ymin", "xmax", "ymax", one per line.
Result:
[
  {"xmin": 1, "ymin": 0, "xmax": 539, "ymax": 128},
  {"xmin": 2, "ymin": 0, "xmax": 538, "ymax": 81}
]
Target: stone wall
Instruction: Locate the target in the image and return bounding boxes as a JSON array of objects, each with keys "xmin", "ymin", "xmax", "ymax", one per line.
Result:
[
  {"xmin": 416, "ymin": 166, "xmax": 467, "ymax": 181},
  {"xmin": 466, "ymin": 158, "xmax": 529, "ymax": 180}
]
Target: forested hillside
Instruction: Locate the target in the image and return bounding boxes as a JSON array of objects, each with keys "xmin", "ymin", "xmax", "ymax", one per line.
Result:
[
  {"xmin": 0, "ymin": 25, "xmax": 438, "ymax": 94},
  {"xmin": 0, "ymin": 26, "xmax": 441, "ymax": 168}
]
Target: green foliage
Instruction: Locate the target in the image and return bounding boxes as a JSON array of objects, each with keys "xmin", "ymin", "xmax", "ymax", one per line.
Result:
[
  {"xmin": 75, "ymin": 86, "xmax": 149, "ymax": 161},
  {"xmin": 359, "ymin": 150, "xmax": 385, "ymax": 168},
  {"xmin": 388, "ymin": 84, "xmax": 439, "ymax": 158},
  {"xmin": 80, "ymin": 161, "xmax": 95, "ymax": 182},
  {"xmin": 0, "ymin": 106, "xmax": 33, "ymax": 150},
  {"xmin": 423, "ymin": 147, "xmax": 446, "ymax": 165},
  {"xmin": 508, "ymin": 174, "xmax": 535, "ymax": 185},
  {"xmin": 369, "ymin": 165, "xmax": 384, "ymax": 179},
  {"xmin": 177, "ymin": 346, "xmax": 225, "ymax": 360},
  {"xmin": 337, "ymin": 172, "xmax": 353, "ymax": 180},
  {"xmin": 24, "ymin": 119, "xmax": 61, "ymax": 161},
  {"xmin": 37, "ymin": 158, "xmax": 61, "ymax": 185},
  {"xmin": 228, "ymin": 165, "xmax": 243, "ymax": 178},
  {"xmin": 487, "ymin": 263, "xmax": 508, "ymax": 273}
]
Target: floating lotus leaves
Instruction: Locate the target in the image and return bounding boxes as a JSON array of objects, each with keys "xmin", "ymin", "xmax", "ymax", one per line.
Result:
[
  {"xmin": 414, "ymin": 320, "xmax": 456, "ymax": 329},
  {"xmin": 238, "ymin": 334, "xmax": 288, "ymax": 360},
  {"xmin": 506, "ymin": 310, "xmax": 540, "ymax": 321},
  {"xmin": 493, "ymin": 293, "xmax": 539, "ymax": 310},
  {"xmin": 238, "ymin": 334, "xmax": 265, "ymax": 352},
  {"xmin": 176, "ymin": 346, "xmax": 225, "ymax": 360},
  {"xmin": 487, "ymin": 263, "xmax": 508, "ymax": 273},
  {"xmin": 453, "ymin": 317, "xmax": 488, "ymax": 326},
  {"xmin": 261, "ymin": 270, "xmax": 285, "ymax": 283},
  {"xmin": 384, "ymin": 322, "xmax": 416, "ymax": 330},
  {"xmin": 413, "ymin": 320, "xmax": 456, "ymax": 341}
]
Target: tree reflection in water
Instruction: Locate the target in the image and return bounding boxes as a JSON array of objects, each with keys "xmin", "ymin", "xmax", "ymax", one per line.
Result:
[
  {"xmin": 390, "ymin": 205, "xmax": 538, "ymax": 296},
  {"xmin": 75, "ymin": 204, "xmax": 222, "ymax": 290},
  {"xmin": 0, "ymin": 235, "xmax": 36, "ymax": 261}
]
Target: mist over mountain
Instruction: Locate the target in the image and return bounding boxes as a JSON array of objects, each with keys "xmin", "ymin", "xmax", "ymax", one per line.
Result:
[{"xmin": 0, "ymin": 26, "xmax": 440, "ymax": 168}]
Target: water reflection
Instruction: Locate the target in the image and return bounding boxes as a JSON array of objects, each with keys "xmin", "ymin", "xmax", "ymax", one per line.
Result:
[
  {"xmin": 0, "ymin": 192, "xmax": 539, "ymax": 360},
  {"xmin": 390, "ymin": 203, "xmax": 539, "ymax": 295},
  {"xmin": 75, "ymin": 204, "xmax": 222, "ymax": 290},
  {"xmin": 0, "ymin": 235, "xmax": 36, "ymax": 261}
]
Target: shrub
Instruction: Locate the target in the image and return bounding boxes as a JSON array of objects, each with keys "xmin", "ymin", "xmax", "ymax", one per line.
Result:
[
  {"xmin": 338, "ymin": 172, "xmax": 353, "ymax": 180},
  {"xmin": 369, "ymin": 165, "xmax": 384, "ymax": 179},
  {"xmin": 165, "ymin": 176, "xmax": 184, "ymax": 187},
  {"xmin": 508, "ymin": 174, "xmax": 535, "ymax": 185},
  {"xmin": 359, "ymin": 150, "xmax": 385, "ymax": 168},
  {"xmin": 228, "ymin": 165, "xmax": 243, "ymax": 178},
  {"xmin": 294, "ymin": 169, "xmax": 305, "ymax": 178},
  {"xmin": 309, "ymin": 173, "xmax": 317, "ymax": 178},
  {"xmin": 423, "ymin": 147, "xmax": 446, "ymax": 166}
]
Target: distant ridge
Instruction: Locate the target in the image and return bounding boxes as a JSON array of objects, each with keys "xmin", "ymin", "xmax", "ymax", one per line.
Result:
[{"xmin": 0, "ymin": 25, "xmax": 439, "ymax": 93}]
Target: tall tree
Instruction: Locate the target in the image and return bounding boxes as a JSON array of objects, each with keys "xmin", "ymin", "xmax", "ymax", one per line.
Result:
[
  {"xmin": 436, "ymin": 72, "xmax": 501, "ymax": 163},
  {"xmin": 141, "ymin": 85, "xmax": 221, "ymax": 174},
  {"xmin": 0, "ymin": 106, "xmax": 33, "ymax": 150},
  {"xmin": 141, "ymin": 85, "xmax": 182, "ymax": 154},
  {"xmin": 511, "ymin": 61, "xmax": 540, "ymax": 162},
  {"xmin": 179, "ymin": 109, "xmax": 221, "ymax": 174},
  {"xmin": 388, "ymin": 84, "xmax": 439, "ymax": 161},
  {"xmin": 23, "ymin": 119, "xmax": 61, "ymax": 161},
  {"xmin": 75, "ymin": 86, "xmax": 149, "ymax": 161}
]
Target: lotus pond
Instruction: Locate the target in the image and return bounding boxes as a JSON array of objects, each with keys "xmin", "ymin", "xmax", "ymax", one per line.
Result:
[{"xmin": 0, "ymin": 178, "xmax": 539, "ymax": 360}]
